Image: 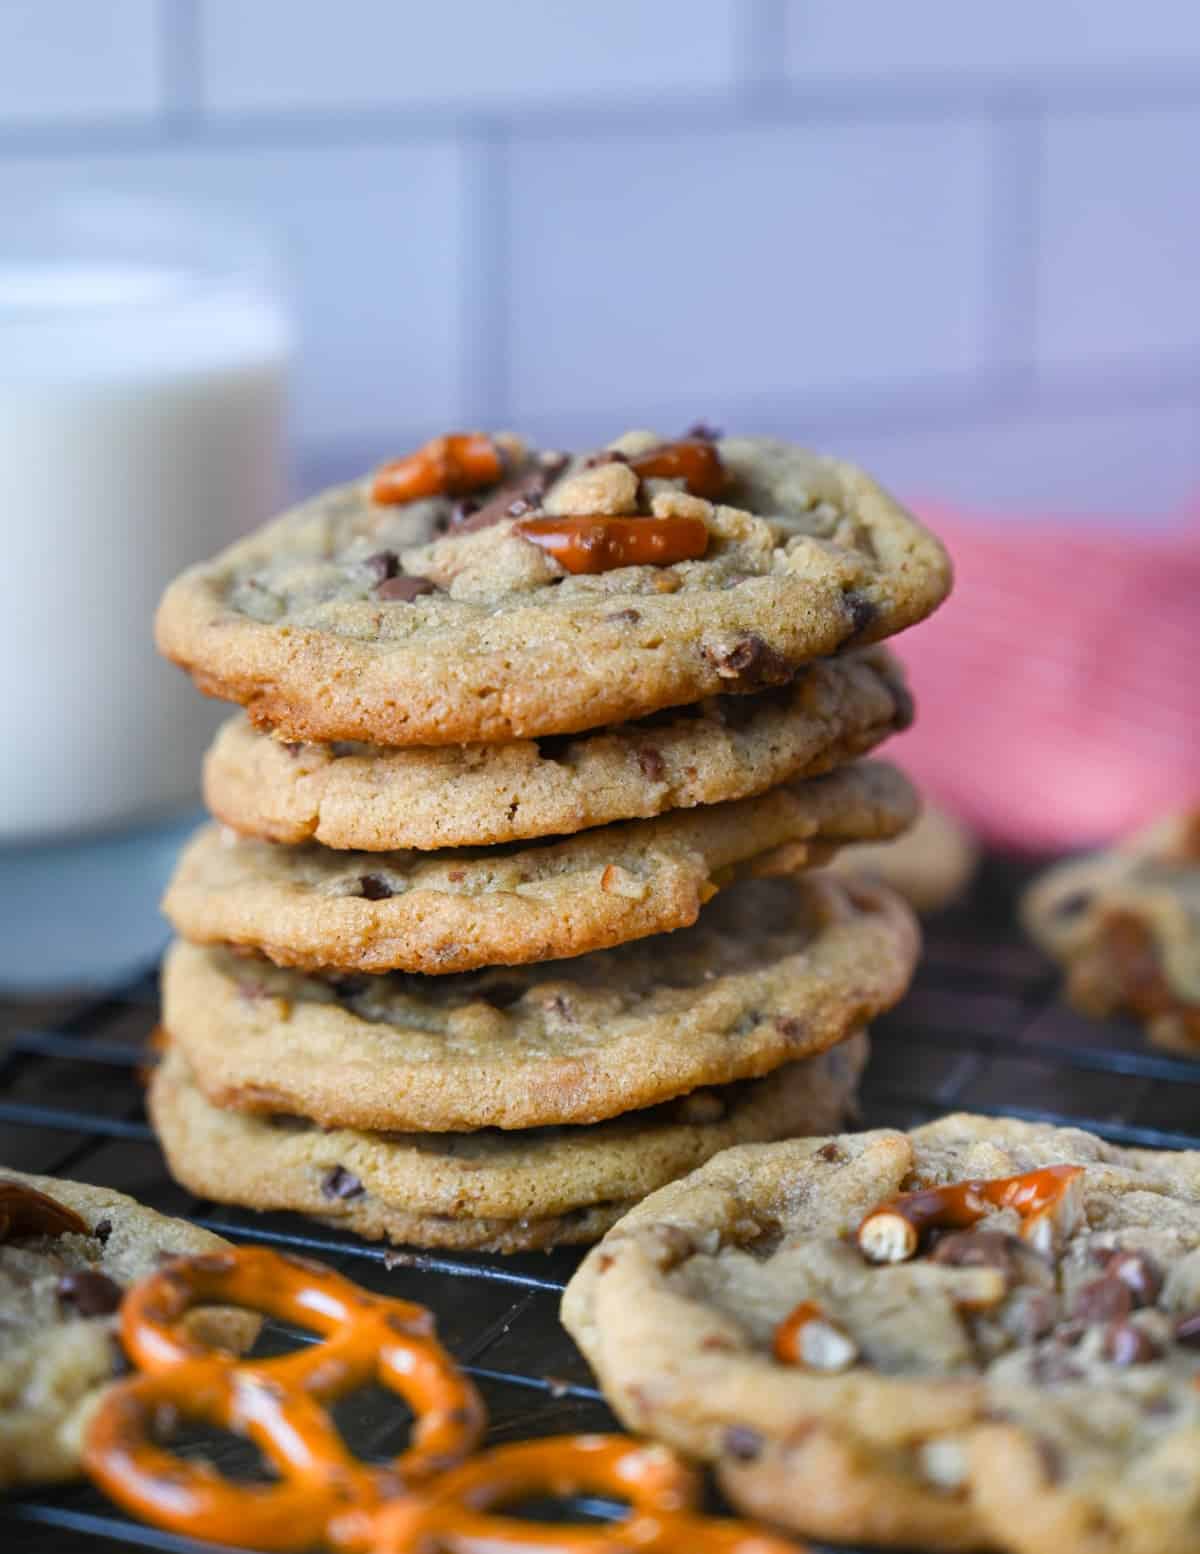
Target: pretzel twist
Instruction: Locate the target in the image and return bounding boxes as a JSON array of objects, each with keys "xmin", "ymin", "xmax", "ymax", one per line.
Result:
[
  {"xmin": 84, "ymin": 1247, "xmax": 484, "ymax": 1552},
  {"xmin": 85, "ymin": 1247, "xmax": 803, "ymax": 1553},
  {"xmin": 372, "ymin": 1435, "xmax": 801, "ymax": 1553}
]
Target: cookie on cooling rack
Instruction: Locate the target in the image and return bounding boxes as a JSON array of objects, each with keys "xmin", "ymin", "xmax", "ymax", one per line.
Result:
[
  {"xmin": 203, "ymin": 648, "xmax": 912, "ymax": 851},
  {"xmin": 0, "ymin": 1169, "xmax": 257, "ymax": 1488},
  {"xmin": 563, "ymin": 1112, "xmax": 1200, "ymax": 1554},
  {"xmin": 160, "ymin": 873, "xmax": 917, "ymax": 1132},
  {"xmin": 149, "ymin": 1033, "xmax": 867, "ymax": 1255},
  {"xmin": 162, "ymin": 760, "xmax": 916, "ymax": 975},
  {"xmin": 1023, "ymin": 809, "xmax": 1200, "ymax": 1053},
  {"xmin": 156, "ymin": 429, "xmax": 949, "ymax": 747}
]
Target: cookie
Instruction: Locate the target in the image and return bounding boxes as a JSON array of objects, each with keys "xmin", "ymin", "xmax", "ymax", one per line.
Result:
[
  {"xmin": 829, "ymin": 800, "xmax": 978, "ymax": 914},
  {"xmin": 203, "ymin": 648, "xmax": 913, "ymax": 851},
  {"xmin": 161, "ymin": 873, "xmax": 918, "ymax": 1131},
  {"xmin": 1023, "ymin": 810, "xmax": 1200, "ymax": 1053},
  {"xmin": 0, "ymin": 1169, "xmax": 257, "ymax": 1488},
  {"xmin": 149, "ymin": 1034, "xmax": 867, "ymax": 1254},
  {"xmin": 162, "ymin": 759, "xmax": 917, "ymax": 975},
  {"xmin": 155, "ymin": 430, "xmax": 951, "ymax": 746},
  {"xmin": 563, "ymin": 1113, "xmax": 1200, "ymax": 1554}
]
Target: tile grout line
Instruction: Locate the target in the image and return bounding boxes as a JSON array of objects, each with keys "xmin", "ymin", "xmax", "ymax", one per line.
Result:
[
  {"xmin": 158, "ymin": 0, "xmax": 205, "ymax": 137},
  {"xmin": 982, "ymin": 91, "xmax": 1045, "ymax": 392},
  {"xmin": 457, "ymin": 121, "xmax": 512, "ymax": 426}
]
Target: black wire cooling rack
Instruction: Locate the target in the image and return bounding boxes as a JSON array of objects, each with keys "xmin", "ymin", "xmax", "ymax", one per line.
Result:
[{"xmin": 4, "ymin": 854, "xmax": 1200, "ymax": 1554}]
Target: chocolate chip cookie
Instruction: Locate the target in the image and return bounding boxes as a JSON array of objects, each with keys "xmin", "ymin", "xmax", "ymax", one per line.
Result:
[
  {"xmin": 161, "ymin": 873, "xmax": 918, "ymax": 1131},
  {"xmin": 162, "ymin": 760, "xmax": 917, "ymax": 975},
  {"xmin": 1023, "ymin": 810, "xmax": 1200, "ymax": 1053},
  {"xmin": 0, "ymin": 1170, "xmax": 256, "ymax": 1487},
  {"xmin": 155, "ymin": 430, "xmax": 951, "ymax": 745},
  {"xmin": 563, "ymin": 1113, "xmax": 1200, "ymax": 1554},
  {"xmin": 203, "ymin": 648, "xmax": 912, "ymax": 851},
  {"xmin": 149, "ymin": 1034, "xmax": 867, "ymax": 1254},
  {"xmin": 830, "ymin": 800, "xmax": 978, "ymax": 915}
]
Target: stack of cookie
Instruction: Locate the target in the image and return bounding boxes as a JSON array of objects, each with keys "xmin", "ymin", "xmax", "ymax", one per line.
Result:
[{"xmin": 149, "ymin": 428, "xmax": 951, "ymax": 1252}]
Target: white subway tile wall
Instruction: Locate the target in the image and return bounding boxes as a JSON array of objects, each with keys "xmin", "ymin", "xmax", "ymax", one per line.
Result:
[
  {"xmin": 0, "ymin": 1, "xmax": 162, "ymax": 124},
  {"xmin": 3, "ymin": 0, "xmax": 1197, "ymax": 519}
]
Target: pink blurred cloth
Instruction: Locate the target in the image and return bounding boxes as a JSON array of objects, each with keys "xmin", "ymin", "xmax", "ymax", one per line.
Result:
[{"xmin": 886, "ymin": 508, "xmax": 1200, "ymax": 853}]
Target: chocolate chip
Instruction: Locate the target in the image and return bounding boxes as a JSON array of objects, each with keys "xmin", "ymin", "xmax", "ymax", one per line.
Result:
[
  {"xmin": 723, "ymin": 1425, "xmax": 763, "ymax": 1462},
  {"xmin": 329, "ymin": 741, "xmax": 358, "ymax": 758},
  {"xmin": 684, "ymin": 422, "xmax": 721, "ymax": 442},
  {"xmin": 1103, "ymin": 1250, "xmax": 1162, "ymax": 1308},
  {"xmin": 57, "ymin": 1269, "xmax": 123, "ymax": 1317},
  {"xmin": 321, "ymin": 1167, "xmax": 364, "ymax": 1201},
  {"xmin": 1072, "ymin": 1276, "xmax": 1133, "ymax": 1325},
  {"xmin": 455, "ymin": 456, "xmax": 568, "ymax": 533},
  {"xmin": 605, "ymin": 608, "xmax": 641, "ymax": 625},
  {"xmin": 1174, "ymin": 1311, "xmax": 1200, "ymax": 1346},
  {"xmin": 358, "ymin": 874, "xmax": 394, "ymax": 901},
  {"xmin": 842, "ymin": 590, "xmax": 878, "ymax": 636},
  {"xmin": 1103, "ymin": 1322, "xmax": 1160, "ymax": 1366},
  {"xmin": 775, "ymin": 1016, "xmax": 805, "ymax": 1040},
  {"xmin": 377, "ymin": 574, "xmax": 436, "ymax": 602},
  {"xmin": 702, "ymin": 635, "xmax": 794, "ymax": 691},
  {"xmin": 816, "ymin": 1142, "xmax": 844, "ymax": 1163},
  {"xmin": 930, "ymin": 1230, "xmax": 1016, "ymax": 1277},
  {"xmin": 365, "ymin": 549, "xmax": 400, "ymax": 583},
  {"xmin": 637, "ymin": 747, "xmax": 666, "ymax": 782},
  {"xmin": 92, "ymin": 1218, "xmax": 112, "ymax": 1245}
]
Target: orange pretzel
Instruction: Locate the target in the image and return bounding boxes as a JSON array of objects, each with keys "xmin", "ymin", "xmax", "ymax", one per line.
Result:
[
  {"xmin": 84, "ymin": 1246, "xmax": 485, "ymax": 1552},
  {"xmin": 514, "ymin": 514, "xmax": 709, "ymax": 574},
  {"xmin": 0, "ymin": 1178, "xmax": 89, "ymax": 1240},
  {"xmin": 773, "ymin": 1301, "xmax": 858, "ymax": 1373},
  {"xmin": 372, "ymin": 434, "xmax": 505, "ymax": 506},
  {"xmin": 857, "ymin": 1163, "xmax": 1085, "ymax": 1263},
  {"xmin": 630, "ymin": 439, "xmax": 729, "ymax": 501},
  {"xmin": 373, "ymin": 1434, "xmax": 804, "ymax": 1553}
]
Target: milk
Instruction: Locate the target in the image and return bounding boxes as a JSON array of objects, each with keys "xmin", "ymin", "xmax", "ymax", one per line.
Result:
[{"xmin": 0, "ymin": 260, "xmax": 290, "ymax": 839}]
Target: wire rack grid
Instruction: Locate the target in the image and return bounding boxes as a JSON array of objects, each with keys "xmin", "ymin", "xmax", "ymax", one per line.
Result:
[{"xmin": 3, "ymin": 854, "xmax": 1199, "ymax": 1554}]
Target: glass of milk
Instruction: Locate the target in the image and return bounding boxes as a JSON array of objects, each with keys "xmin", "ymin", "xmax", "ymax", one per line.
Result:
[
  {"xmin": 0, "ymin": 193, "xmax": 291, "ymax": 842},
  {"xmin": 0, "ymin": 195, "xmax": 290, "ymax": 991}
]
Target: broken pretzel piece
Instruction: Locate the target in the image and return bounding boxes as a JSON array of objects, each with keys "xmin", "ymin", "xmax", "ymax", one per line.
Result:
[
  {"xmin": 371, "ymin": 432, "xmax": 506, "ymax": 506},
  {"xmin": 857, "ymin": 1164, "xmax": 1084, "ymax": 1264}
]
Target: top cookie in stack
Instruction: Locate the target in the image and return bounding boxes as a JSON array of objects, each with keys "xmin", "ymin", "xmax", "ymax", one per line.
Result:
[{"xmin": 150, "ymin": 428, "xmax": 950, "ymax": 1252}]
